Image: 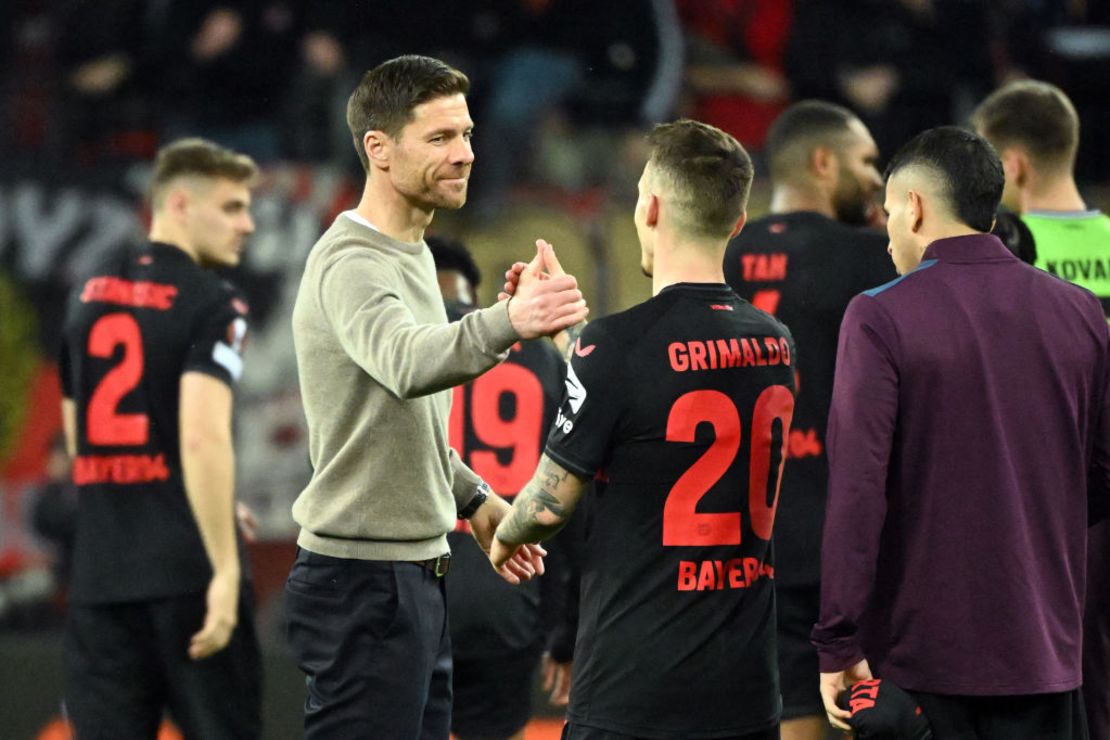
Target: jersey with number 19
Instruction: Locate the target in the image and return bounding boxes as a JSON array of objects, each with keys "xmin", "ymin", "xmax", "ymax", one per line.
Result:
[
  {"xmin": 58, "ymin": 241, "xmax": 249, "ymax": 605},
  {"xmin": 545, "ymin": 283, "xmax": 796, "ymax": 739}
]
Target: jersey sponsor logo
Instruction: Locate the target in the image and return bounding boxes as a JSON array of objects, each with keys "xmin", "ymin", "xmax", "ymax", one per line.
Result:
[
  {"xmin": 668, "ymin": 336, "xmax": 791, "ymax": 372},
  {"xmin": 80, "ymin": 276, "xmax": 178, "ymax": 310},
  {"xmin": 73, "ymin": 453, "xmax": 170, "ymax": 485},
  {"xmin": 1044, "ymin": 258, "xmax": 1110, "ymax": 283},
  {"xmin": 554, "ymin": 408, "xmax": 574, "ymax": 434},
  {"xmin": 676, "ymin": 557, "xmax": 774, "ymax": 591},
  {"xmin": 565, "ymin": 364, "xmax": 587, "ymax": 413},
  {"xmin": 573, "ymin": 338, "xmax": 596, "ymax": 357},
  {"xmin": 740, "ymin": 253, "xmax": 788, "ymax": 282},
  {"xmin": 709, "ymin": 304, "xmax": 734, "ymax": 311}
]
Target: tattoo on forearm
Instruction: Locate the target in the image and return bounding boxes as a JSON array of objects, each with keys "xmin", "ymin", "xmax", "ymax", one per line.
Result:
[
  {"xmin": 560, "ymin": 322, "xmax": 586, "ymax": 361},
  {"xmin": 498, "ymin": 458, "xmax": 578, "ymax": 545}
]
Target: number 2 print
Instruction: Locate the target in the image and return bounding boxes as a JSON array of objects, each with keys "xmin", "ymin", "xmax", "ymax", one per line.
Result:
[{"xmin": 86, "ymin": 312, "xmax": 149, "ymax": 446}]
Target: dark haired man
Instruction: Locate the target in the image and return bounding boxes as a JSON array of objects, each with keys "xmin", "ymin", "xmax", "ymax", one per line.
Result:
[
  {"xmin": 814, "ymin": 126, "xmax": 1110, "ymax": 739},
  {"xmin": 973, "ymin": 78, "xmax": 1110, "ymax": 740},
  {"xmin": 492, "ymin": 119, "xmax": 795, "ymax": 739},
  {"xmin": 58, "ymin": 138, "xmax": 261, "ymax": 738},
  {"xmin": 723, "ymin": 99, "xmax": 893, "ymax": 740},
  {"xmin": 287, "ymin": 55, "xmax": 589, "ymax": 738},
  {"xmin": 428, "ymin": 234, "xmax": 483, "ymax": 308}
]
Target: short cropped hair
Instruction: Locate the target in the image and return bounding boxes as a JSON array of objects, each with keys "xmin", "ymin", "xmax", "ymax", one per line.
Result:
[
  {"xmin": 970, "ymin": 80, "xmax": 1079, "ymax": 173},
  {"xmin": 765, "ymin": 100, "xmax": 859, "ymax": 183},
  {"xmin": 885, "ymin": 126, "xmax": 1003, "ymax": 233},
  {"xmin": 427, "ymin": 234, "xmax": 481, "ymax": 289},
  {"xmin": 647, "ymin": 119, "xmax": 754, "ymax": 240},
  {"xmin": 150, "ymin": 138, "xmax": 258, "ymax": 208},
  {"xmin": 347, "ymin": 55, "xmax": 470, "ymax": 173}
]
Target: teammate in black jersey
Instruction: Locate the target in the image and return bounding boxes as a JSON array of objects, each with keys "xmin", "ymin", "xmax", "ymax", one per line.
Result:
[
  {"xmin": 722, "ymin": 100, "xmax": 893, "ymax": 740},
  {"xmin": 429, "ymin": 234, "xmax": 569, "ymax": 740},
  {"xmin": 492, "ymin": 120, "xmax": 795, "ymax": 739},
  {"xmin": 58, "ymin": 139, "xmax": 261, "ymax": 739}
]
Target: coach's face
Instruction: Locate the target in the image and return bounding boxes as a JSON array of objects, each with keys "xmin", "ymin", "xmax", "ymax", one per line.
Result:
[
  {"xmin": 186, "ymin": 177, "xmax": 255, "ymax": 268},
  {"xmin": 831, "ymin": 119, "xmax": 883, "ymax": 226},
  {"xmin": 388, "ymin": 93, "xmax": 474, "ymax": 211}
]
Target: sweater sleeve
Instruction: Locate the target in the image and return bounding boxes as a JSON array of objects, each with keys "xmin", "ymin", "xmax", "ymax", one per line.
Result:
[
  {"xmin": 812, "ymin": 295, "xmax": 900, "ymax": 672},
  {"xmin": 449, "ymin": 447, "xmax": 484, "ymax": 512},
  {"xmin": 318, "ymin": 249, "xmax": 519, "ymax": 399}
]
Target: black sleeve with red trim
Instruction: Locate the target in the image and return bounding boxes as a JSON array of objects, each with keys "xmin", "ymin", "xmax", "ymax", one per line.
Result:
[
  {"xmin": 543, "ymin": 321, "xmax": 625, "ymax": 479},
  {"xmin": 182, "ymin": 284, "xmax": 250, "ymax": 387}
]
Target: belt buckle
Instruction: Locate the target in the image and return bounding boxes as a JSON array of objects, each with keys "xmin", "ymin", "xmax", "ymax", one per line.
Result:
[{"xmin": 432, "ymin": 553, "xmax": 451, "ymax": 577}]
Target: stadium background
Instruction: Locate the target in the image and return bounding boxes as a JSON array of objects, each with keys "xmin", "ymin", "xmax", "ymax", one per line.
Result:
[{"xmin": 1, "ymin": 1, "xmax": 1108, "ymax": 737}]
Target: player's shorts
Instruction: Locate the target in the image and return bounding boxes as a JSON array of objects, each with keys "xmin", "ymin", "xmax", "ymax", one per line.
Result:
[
  {"xmin": 451, "ymin": 643, "xmax": 543, "ymax": 740},
  {"xmin": 561, "ymin": 720, "xmax": 780, "ymax": 740},
  {"xmin": 64, "ymin": 587, "xmax": 262, "ymax": 739},
  {"xmin": 908, "ymin": 688, "xmax": 1087, "ymax": 740},
  {"xmin": 775, "ymin": 583, "xmax": 823, "ymax": 720}
]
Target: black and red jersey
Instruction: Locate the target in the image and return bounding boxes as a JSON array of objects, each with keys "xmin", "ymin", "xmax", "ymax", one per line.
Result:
[
  {"xmin": 445, "ymin": 302, "xmax": 567, "ymax": 659},
  {"xmin": 58, "ymin": 241, "xmax": 248, "ymax": 604},
  {"xmin": 724, "ymin": 213, "xmax": 893, "ymax": 586},
  {"xmin": 546, "ymin": 283, "xmax": 795, "ymax": 738}
]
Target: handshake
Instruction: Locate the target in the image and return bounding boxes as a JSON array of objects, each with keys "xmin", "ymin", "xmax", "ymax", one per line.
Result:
[{"xmin": 503, "ymin": 239, "xmax": 589, "ymax": 340}]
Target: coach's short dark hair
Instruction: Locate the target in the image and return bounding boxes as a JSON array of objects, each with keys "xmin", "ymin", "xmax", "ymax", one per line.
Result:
[
  {"xmin": 427, "ymin": 234, "xmax": 481, "ymax": 289},
  {"xmin": 150, "ymin": 138, "xmax": 258, "ymax": 208},
  {"xmin": 885, "ymin": 126, "xmax": 1003, "ymax": 233},
  {"xmin": 765, "ymin": 100, "xmax": 860, "ymax": 183},
  {"xmin": 347, "ymin": 55, "xmax": 470, "ymax": 173},
  {"xmin": 971, "ymin": 80, "xmax": 1079, "ymax": 173},
  {"xmin": 647, "ymin": 119, "xmax": 754, "ymax": 240}
]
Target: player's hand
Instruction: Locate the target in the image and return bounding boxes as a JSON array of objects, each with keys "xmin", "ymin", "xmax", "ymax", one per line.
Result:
[
  {"xmin": 235, "ymin": 501, "xmax": 258, "ymax": 544},
  {"xmin": 499, "ymin": 238, "xmax": 570, "ymax": 299},
  {"xmin": 507, "ymin": 241, "xmax": 588, "ymax": 339},
  {"xmin": 470, "ymin": 492, "xmax": 547, "ymax": 583},
  {"xmin": 820, "ymin": 658, "xmax": 872, "ymax": 731},
  {"xmin": 498, "ymin": 261, "xmax": 528, "ymax": 301},
  {"xmin": 487, "ymin": 536, "xmax": 546, "ymax": 584},
  {"xmin": 543, "ymin": 653, "xmax": 573, "ymax": 706},
  {"xmin": 189, "ymin": 570, "xmax": 239, "ymax": 660}
]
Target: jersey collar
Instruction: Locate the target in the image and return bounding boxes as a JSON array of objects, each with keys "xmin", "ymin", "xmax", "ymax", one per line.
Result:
[{"xmin": 921, "ymin": 234, "xmax": 1016, "ymax": 264}]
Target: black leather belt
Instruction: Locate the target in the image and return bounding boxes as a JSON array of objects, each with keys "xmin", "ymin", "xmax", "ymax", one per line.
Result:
[{"xmin": 418, "ymin": 553, "xmax": 451, "ymax": 577}]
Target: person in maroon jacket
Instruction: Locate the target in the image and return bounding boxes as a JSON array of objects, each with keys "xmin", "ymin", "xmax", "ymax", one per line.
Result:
[{"xmin": 813, "ymin": 126, "xmax": 1110, "ymax": 739}]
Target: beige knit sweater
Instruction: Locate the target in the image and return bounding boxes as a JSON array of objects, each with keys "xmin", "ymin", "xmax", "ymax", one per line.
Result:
[{"xmin": 291, "ymin": 213, "xmax": 517, "ymax": 560}]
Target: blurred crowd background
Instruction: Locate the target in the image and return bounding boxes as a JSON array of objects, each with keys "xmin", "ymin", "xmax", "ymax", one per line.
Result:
[{"xmin": 1, "ymin": 0, "xmax": 1110, "ymax": 733}]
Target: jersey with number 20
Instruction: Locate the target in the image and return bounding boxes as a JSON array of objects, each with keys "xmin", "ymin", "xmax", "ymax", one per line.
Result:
[{"xmin": 545, "ymin": 283, "xmax": 796, "ymax": 739}]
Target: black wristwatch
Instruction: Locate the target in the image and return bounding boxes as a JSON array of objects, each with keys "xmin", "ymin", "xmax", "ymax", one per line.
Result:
[{"xmin": 458, "ymin": 481, "xmax": 490, "ymax": 520}]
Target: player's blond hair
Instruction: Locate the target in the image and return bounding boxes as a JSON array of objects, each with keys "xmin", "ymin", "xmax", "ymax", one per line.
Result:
[{"xmin": 150, "ymin": 138, "xmax": 258, "ymax": 208}]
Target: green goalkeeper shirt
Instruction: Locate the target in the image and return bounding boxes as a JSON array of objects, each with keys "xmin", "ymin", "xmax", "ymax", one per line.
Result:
[{"xmin": 1025, "ymin": 209, "xmax": 1110, "ymax": 313}]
